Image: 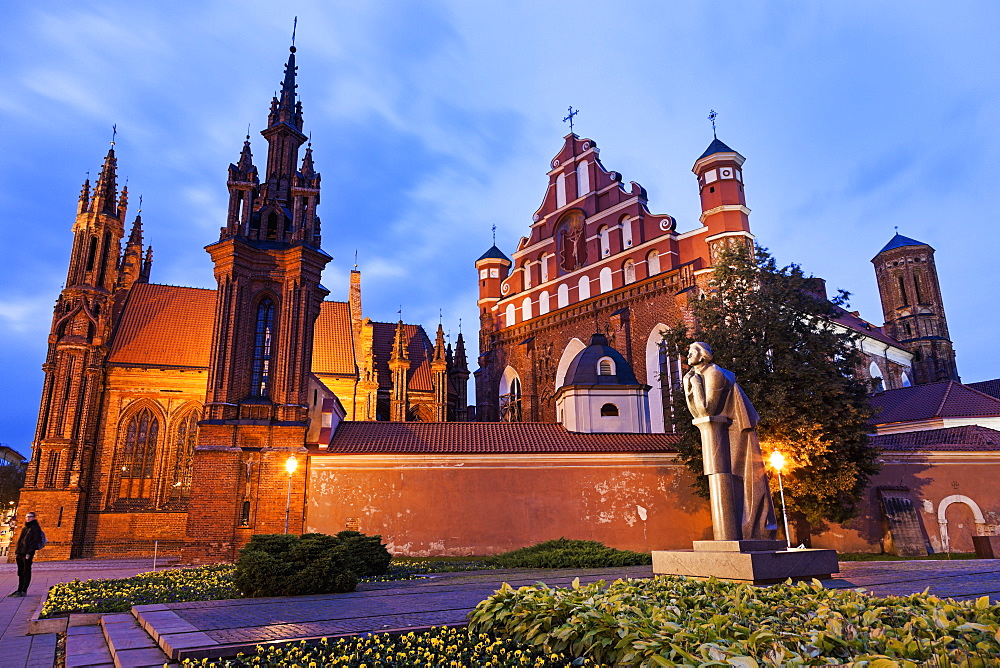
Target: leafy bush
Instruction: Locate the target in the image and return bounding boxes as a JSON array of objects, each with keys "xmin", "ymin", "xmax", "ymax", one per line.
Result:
[
  {"xmin": 486, "ymin": 538, "xmax": 652, "ymax": 569},
  {"xmin": 469, "ymin": 575, "xmax": 1000, "ymax": 666},
  {"xmin": 181, "ymin": 628, "xmax": 600, "ymax": 667},
  {"xmin": 234, "ymin": 531, "xmax": 391, "ymax": 597},
  {"xmin": 41, "ymin": 565, "xmax": 238, "ymax": 618}
]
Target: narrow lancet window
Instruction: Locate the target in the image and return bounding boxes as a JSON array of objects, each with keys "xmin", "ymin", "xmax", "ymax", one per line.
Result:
[{"xmin": 251, "ymin": 298, "xmax": 276, "ymax": 397}]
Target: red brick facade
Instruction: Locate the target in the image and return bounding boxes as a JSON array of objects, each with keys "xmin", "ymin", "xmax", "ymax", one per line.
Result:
[{"xmin": 475, "ymin": 134, "xmax": 751, "ymax": 428}]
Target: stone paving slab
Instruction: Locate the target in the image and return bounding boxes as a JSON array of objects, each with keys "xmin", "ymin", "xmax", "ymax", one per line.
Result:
[{"xmin": 137, "ymin": 560, "xmax": 1000, "ymax": 662}]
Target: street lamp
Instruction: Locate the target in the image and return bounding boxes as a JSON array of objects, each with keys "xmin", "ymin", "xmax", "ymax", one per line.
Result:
[
  {"xmin": 768, "ymin": 450, "xmax": 793, "ymax": 550},
  {"xmin": 284, "ymin": 455, "xmax": 298, "ymax": 534}
]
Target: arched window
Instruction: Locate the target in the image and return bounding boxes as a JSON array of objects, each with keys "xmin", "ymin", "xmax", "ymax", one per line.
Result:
[
  {"xmin": 499, "ymin": 367, "xmax": 523, "ymax": 422},
  {"xmin": 540, "ymin": 254, "xmax": 551, "ymax": 282},
  {"xmin": 557, "ymin": 283, "xmax": 570, "ymax": 308},
  {"xmin": 578, "ymin": 275, "xmax": 591, "ymax": 300},
  {"xmin": 97, "ymin": 231, "xmax": 112, "ymax": 286},
  {"xmin": 623, "ymin": 259, "xmax": 636, "ymax": 285},
  {"xmin": 869, "ymin": 361, "xmax": 884, "ymax": 393},
  {"xmin": 647, "ymin": 250, "xmax": 661, "ymax": 276},
  {"xmin": 521, "ymin": 296, "xmax": 533, "ymax": 321},
  {"xmin": 598, "ymin": 225, "xmax": 611, "ymax": 257},
  {"xmin": 620, "ymin": 216, "xmax": 633, "ymax": 248},
  {"xmin": 598, "ymin": 357, "xmax": 615, "ymax": 376},
  {"xmin": 522, "ymin": 262, "xmax": 532, "ymax": 289},
  {"xmin": 169, "ymin": 409, "xmax": 199, "ymax": 505},
  {"xmin": 556, "ymin": 173, "xmax": 567, "ymax": 208},
  {"xmin": 266, "ymin": 212, "xmax": 278, "ymax": 240},
  {"xmin": 600, "ymin": 403, "xmax": 619, "ymax": 417},
  {"xmin": 898, "ymin": 275, "xmax": 908, "ymax": 305},
  {"xmin": 85, "ymin": 236, "xmax": 99, "ymax": 272},
  {"xmin": 505, "ymin": 303, "xmax": 517, "ymax": 327},
  {"xmin": 251, "ymin": 298, "xmax": 276, "ymax": 397},
  {"xmin": 599, "ymin": 267, "xmax": 613, "ymax": 293},
  {"xmin": 116, "ymin": 407, "xmax": 160, "ymax": 501},
  {"xmin": 901, "ymin": 371, "xmax": 912, "ymax": 387},
  {"xmin": 539, "ymin": 291, "xmax": 550, "ymax": 315},
  {"xmin": 576, "ymin": 160, "xmax": 590, "ymax": 198}
]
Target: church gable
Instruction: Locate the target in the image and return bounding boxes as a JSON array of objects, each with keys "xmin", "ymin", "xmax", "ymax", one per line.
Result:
[{"xmin": 371, "ymin": 322, "xmax": 434, "ymax": 392}]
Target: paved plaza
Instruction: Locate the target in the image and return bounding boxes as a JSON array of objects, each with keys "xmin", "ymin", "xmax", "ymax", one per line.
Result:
[{"xmin": 0, "ymin": 557, "xmax": 998, "ymax": 666}]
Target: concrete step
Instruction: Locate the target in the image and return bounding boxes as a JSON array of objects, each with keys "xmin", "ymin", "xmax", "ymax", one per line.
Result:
[
  {"xmin": 100, "ymin": 613, "xmax": 175, "ymax": 668},
  {"xmin": 65, "ymin": 625, "xmax": 113, "ymax": 668}
]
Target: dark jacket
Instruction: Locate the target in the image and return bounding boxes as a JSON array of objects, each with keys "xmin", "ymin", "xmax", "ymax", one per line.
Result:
[{"xmin": 15, "ymin": 520, "xmax": 43, "ymax": 556}]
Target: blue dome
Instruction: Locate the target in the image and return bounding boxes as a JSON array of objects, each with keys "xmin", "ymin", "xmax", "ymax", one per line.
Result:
[{"xmin": 563, "ymin": 334, "xmax": 640, "ymax": 386}]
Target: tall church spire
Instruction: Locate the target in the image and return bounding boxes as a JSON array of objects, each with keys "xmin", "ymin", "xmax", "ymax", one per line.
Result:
[{"xmin": 90, "ymin": 146, "xmax": 120, "ymax": 217}]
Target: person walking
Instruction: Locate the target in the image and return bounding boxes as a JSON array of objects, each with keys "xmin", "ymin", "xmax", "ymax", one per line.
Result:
[{"xmin": 10, "ymin": 511, "xmax": 44, "ymax": 597}]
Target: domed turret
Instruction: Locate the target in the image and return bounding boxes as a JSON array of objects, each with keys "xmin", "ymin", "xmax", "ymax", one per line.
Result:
[{"xmin": 555, "ymin": 334, "xmax": 651, "ymax": 433}]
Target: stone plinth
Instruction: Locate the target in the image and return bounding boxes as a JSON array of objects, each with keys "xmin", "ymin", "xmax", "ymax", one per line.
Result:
[{"xmin": 653, "ymin": 540, "xmax": 839, "ymax": 585}]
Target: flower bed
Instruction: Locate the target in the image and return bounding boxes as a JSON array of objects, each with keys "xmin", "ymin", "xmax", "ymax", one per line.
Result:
[
  {"xmin": 469, "ymin": 575, "xmax": 1000, "ymax": 666},
  {"xmin": 41, "ymin": 564, "xmax": 239, "ymax": 618},
  {"xmin": 40, "ymin": 559, "xmax": 494, "ymax": 618},
  {"xmin": 182, "ymin": 629, "xmax": 599, "ymax": 667}
]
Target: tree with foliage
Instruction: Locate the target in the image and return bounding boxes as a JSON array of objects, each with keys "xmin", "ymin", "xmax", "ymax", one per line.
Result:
[
  {"xmin": 665, "ymin": 243, "xmax": 879, "ymax": 535},
  {"xmin": 0, "ymin": 460, "xmax": 26, "ymax": 508}
]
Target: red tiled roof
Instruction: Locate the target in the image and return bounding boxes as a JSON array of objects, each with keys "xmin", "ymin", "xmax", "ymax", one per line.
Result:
[
  {"xmin": 371, "ymin": 322, "xmax": 434, "ymax": 392},
  {"xmin": 312, "ymin": 301, "xmax": 356, "ymax": 376},
  {"xmin": 108, "ymin": 283, "xmax": 215, "ymax": 367},
  {"xmin": 873, "ymin": 425, "xmax": 1000, "ymax": 452},
  {"xmin": 870, "ymin": 381, "xmax": 1000, "ymax": 425},
  {"xmin": 831, "ymin": 307, "xmax": 902, "ymax": 349},
  {"xmin": 325, "ymin": 422, "xmax": 681, "ymax": 454},
  {"xmin": 109, "ymin": 284, "xmax": 356, "ymax": 377},
  {"xmin": 968, "ymin": 379, "xmax": 1000, "ymax": 401}
]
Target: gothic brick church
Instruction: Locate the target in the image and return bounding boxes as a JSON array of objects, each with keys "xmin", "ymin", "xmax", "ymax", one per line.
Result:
[{"xmin": 18, "ymin": 45, "xmax": 469, "ymax": 561}]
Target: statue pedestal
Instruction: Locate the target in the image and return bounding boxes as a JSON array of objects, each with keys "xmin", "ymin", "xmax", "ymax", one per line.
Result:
[{"xmin": 652, "ymin": 540, "xmax": 839, "ymax": 585}]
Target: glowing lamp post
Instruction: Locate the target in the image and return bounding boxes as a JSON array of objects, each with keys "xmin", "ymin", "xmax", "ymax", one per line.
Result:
[
  {"xmin": 769, "ymin": 450, "xmax": 792, "ymax": 549},
  {"xmin": 284, "ymin": 455, "xmax": 298, "ymax": 534}
]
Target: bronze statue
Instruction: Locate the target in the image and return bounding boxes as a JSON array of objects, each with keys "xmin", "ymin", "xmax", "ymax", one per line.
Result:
[{"xmin": 683, "ymin": 342, "xmax": 778, "ymax": 541}]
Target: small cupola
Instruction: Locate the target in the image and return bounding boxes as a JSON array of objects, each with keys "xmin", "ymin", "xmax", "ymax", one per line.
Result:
[{"xmin": 555, "ymin": 333, "xmax": 651, "ymax": 433}]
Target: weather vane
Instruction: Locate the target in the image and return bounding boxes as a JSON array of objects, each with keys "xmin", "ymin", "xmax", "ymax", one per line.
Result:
[
  {"xmin": 708, "ymin": 110, "xmax": 717, "ymax": 139},
  {"xmin": 246, "ymin": 123, "xmax": 251, "ymax": 140},
  {"xmin": 292, "ymin": 16, "xmax": 298, "ymax": 46},
  {"xmin": 111, "ymin": 124, "xmax": 117, "ymax": 146},
  {"xmin": 563, "ymin": 106, "xmax": 579, "ymax": 134},
  {"xmin": 492, "ymin": 223, "xmax": 497, "ymax": 245},
  {"xmin": 138, "ymin": 194, "xmax": 143, "ymax": 213},
  {"xmin": 354, "ymin": 249, "xmax": 358, "ymax": 269}
]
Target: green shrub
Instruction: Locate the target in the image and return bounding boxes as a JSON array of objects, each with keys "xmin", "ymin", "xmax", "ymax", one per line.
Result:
[
  {"xmin": 469, "ymin": 575, "xmax": 1000, "ymax": 665},
  {"xmin": 234, "ymin": 531, "xmax": 390, "ymax": 597},
  {"xmin": 486, "ymin": 538, "xmax": 652, "ymax": 569}
]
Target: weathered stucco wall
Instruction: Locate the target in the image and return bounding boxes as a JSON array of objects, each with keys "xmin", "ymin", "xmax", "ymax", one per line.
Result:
[
  {"xmin": 813, "ymin": 454, "xmax": 1000, "ymax": 554},
  {"xmin": 306, "ymin": 453, "xmax": 711, "ymax": 556}
]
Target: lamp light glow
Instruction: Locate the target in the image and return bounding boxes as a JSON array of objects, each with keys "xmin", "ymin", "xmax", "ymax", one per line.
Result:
[
  {"xmin": 768, "ymin": 450, "xmax": 786, "ymax": 471},
  {"xmin": 285, "ymin": 455, "xmax": 298, "ymax": 475}
]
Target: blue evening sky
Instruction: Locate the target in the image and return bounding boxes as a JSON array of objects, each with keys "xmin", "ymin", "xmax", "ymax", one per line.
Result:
[{"xmin": 1, "ymin": 2, "xmax": 998, "ymax": 454}]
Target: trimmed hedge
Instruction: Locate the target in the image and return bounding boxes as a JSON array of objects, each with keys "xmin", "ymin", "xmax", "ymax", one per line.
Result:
[
  {"xmin": 487, "ymin": 538, "xmax": 652, "ymax": 569},
  {"xmin": 234, "ymin": 531, "xmax": 390, "ymax": 597},
  {"xmin": 469, "ymin": 575, "xmax": 1000, "ymax": 665}
]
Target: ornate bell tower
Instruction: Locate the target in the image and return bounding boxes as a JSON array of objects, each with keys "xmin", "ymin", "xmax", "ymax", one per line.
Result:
[
  {"xmin": 184, "ymin": 44, "xmax": 331, "ymax": 563},
  {"xmin": 21, "ymin": 146, "xmax": 128, "ymax": 559}
]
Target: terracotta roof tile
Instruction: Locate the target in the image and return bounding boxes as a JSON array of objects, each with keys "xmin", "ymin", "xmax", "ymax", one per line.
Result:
[
  {"xmin": 325, "ymin": 421, "xmax": 680, "ymax": 454},
  {"xmin": 870, "ymin": 381, "xmax": 1000, "ymax": 425},
  {"xmin": 968, "ymin": 379, "xmax": 1000, "ymax": 400},
  {"xmin": 873, "ymin": 425, "xmax": 1000, "ymax": 452},
  {"xmin": 108, "ymin": 283, "xmax": 215, "ymax": 368},
  {"xmin": 312, "ymin": 301, "xmax": 356, "ymax": 376},
  {"xmin": 371, "ymin": 322, "xmax": 434, "ymax": 392}
]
